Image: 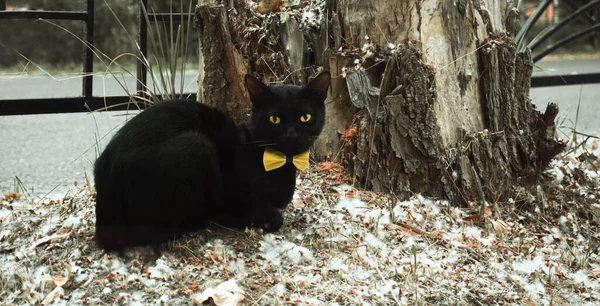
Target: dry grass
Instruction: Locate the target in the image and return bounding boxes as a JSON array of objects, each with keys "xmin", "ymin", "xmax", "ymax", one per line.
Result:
[{"xmin": 1, "ymin": 144, "xmax": 599, "ymax": 305}]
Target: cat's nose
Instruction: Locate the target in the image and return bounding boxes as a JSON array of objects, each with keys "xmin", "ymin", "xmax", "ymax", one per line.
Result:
[{"xmin": 285, "ymin": 127, "xmax": 297, "ymax": 140}]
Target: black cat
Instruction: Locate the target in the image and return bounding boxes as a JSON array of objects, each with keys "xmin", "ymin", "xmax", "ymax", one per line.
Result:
[{"xmin": 94, "ymin": 72, "xmax": 330, "ymax": 251}]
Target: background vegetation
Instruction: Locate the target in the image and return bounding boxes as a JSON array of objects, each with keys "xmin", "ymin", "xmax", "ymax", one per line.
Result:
[
  {"xmin": 0, "ymin": 0, "xmax": 598, "ymax": 73},
  {"xmin": 0, "ymin": 0, "xmax": 197, "ymax": 72}
]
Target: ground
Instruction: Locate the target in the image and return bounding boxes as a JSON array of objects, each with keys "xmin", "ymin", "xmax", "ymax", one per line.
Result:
[{"xmin": 1, "ymin": 140, "xmax": 599, "ymax": 305}]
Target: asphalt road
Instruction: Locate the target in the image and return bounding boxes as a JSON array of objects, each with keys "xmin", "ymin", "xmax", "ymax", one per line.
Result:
[
  {"xmin": 0, "ymin": 71, "xmax": 199, "ymax": 199},
  {"xmin": 0, "ymin": 71, "xmax": 199, "ymax": 99},
  {"xmin": 0, "ymin": 109, "xmax": 133, "ymax": 198},
  {"xmin": 531, "ymin": 59, "xmax": 600, "ymax": 137},
  {"xmin": 0, "ymin": 61, "xmax": 599, "ymax": 199}
]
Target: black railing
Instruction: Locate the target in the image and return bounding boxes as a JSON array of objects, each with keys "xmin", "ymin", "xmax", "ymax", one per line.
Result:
[
  {"xmin": 524, "ymin": 0, "xmax": 600, "ymax": 87},
  {"xmin": 0, "ymin": 0, "xmax": 195, "ymax": 116},
  {"xmin": 531, "ymin": 73, "xmax": 600, "ymax": 88},
  {"xmin": 0, "ymin": 0, "xmax": 94, "ymax": 99},
  {"xmin": 0, "ymin": 1, "xmax": 597, "ymax": 115},
  {"xmin": 0, "ymin": 0, "xmax": 127, "ymax": 115},
  {"xmin": 137, "ymin": 0, "xmax": 148, "ymax": 98}
]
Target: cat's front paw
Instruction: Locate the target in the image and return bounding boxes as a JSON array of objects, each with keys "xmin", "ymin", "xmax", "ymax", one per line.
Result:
[
  {"xmin": 270, "ymin": 200, "xmax": 290, "ymax": 210},
  {"xmin": 261, "ymin": 208, "xmax": 283, "ymax": 232},
  {"xmin": 248, "ymin": 207, "xmax": 283, "ymax": 232}
]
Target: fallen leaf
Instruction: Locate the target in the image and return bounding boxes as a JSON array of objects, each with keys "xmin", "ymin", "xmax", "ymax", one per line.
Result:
[
  {"xmin": 463, "ymin": 214, "xmax": 481, "ymax": 223},
  {"xmin": 554, "ymin": 266, "xmax": 564, "ymax": 278},
  {"xmin": 42, "ymin": 264, "xmax": 71, "ymax": 305},
  {"xmin": 41, "ymin": 286, "xmax": 64, "ymax": 305},
  {"xmin": 394, "ymin": 223, "xmax": 425, "ymax": 235},
  {"xmin": 590, "ymin": 267, "xmax": 600, "ymax": 279},
  {"xmin": 464, "ymin": 208, "xmax": 493, "ymax": 223},
  {"xmin": 339, "ymin": 126, "xmax": 358, "ymax": 140},
  {"xmin": 256, "ymin": 0, "xmax": 286, "ymax": 14},
  {"xmin": 292, "ymin": 199, "xmax": 305, "ymax": 209},
  {"xmin": 52, "ymin": 273, "xmax": 69, "ymax": 287},
  {"xmin": 314, "ymin": 161, "xmax": 344, "ymax": 173},
  {"xmin": 484, "ymin": 207, "xmax": 493, "ymax": 217},
  {"xmin": 407, "ymin": 212, "xmax": 424, "ymax": 222},
  {"xmin": 2, "ymin": 192, "xmax": 21, "ymax": 202},
  {"xmin": 30, "ymin": 233, "xmax": 70, "ymax": 249},
  {"xmin": 491, "ymin": 219, "xmax": 509, "ymax": 233},
  {"xmin": 53, "ymin": 264, "xmax": 72, "ymax": 287},
  {"xmin": 194, "ymin": 280, "xmax": 245, "ymax": 305}
]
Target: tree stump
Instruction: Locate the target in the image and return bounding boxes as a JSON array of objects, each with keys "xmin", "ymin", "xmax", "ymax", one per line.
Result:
[{"xmin": 194, "ymin": 0, "xmax": 566, "ymax": 204}]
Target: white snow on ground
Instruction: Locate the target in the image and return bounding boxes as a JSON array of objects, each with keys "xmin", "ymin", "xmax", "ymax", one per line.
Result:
[
  {"xmin": 1, "ymin": 139, "xmax": 599, "ymax": 304},
  {"xmin": 258, "ymin": 234, "xmax": 314, "ymax": 265}
]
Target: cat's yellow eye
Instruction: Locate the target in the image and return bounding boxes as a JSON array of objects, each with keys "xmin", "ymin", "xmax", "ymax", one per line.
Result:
[
  {"xmin": 300, "ymin": 114, "xmax": 312, "ymax": 123},
  {"xmin": 269, "ymin": 115, "xmax": 281, "ymax": 124}
]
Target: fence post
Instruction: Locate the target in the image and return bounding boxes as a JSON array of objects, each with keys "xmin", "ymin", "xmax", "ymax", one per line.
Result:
[
  {"xmin": 83, "ymin": 0, "xmax": 94, "ymax": 98},
  {"xmin": 137, "ymin": 0, "xmax": 148, "ymax": 99}
]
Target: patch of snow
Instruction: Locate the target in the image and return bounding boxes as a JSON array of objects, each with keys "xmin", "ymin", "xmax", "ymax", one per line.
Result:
[
  {"xmin": 107, "ymin": 255, "xmax": 128, "ymax": 275},
  {"xmin": 542, "ymin": 234, "xmax": 555, "ymax": 244},
  {"xmin": 259, "ymin": 234, "xmax": 314, "ymax": 265},
  {"xmin": 512, "ymin": 255, "xmax": 545, "ymax": 274},
  {"xmin": 292, "ymin": 272, "xmax": 322, "ymax": 285},
  {"xmin": 547, "ymin": 168, "xmax": 565, "ymax": 184},
  {"xmin": 62, "ymin": 215, "xmax": 82, "ymax": 228},
  {"xmin": 37, "ymin": 212, "xmax": 61, "ymax": 234},
  {"xmin": 0, "ymin": 209, "xmax": 12, "ymax": 219},
  {"xmin": 0, "ymin": 229, "xmax": 11, "ymax": 239},
  {"xmin": 364, "ymin": 233, "xmax": 386, "ymax": 250},
  {"xmin": 585, "ymin": 169, "xmax": 599, "ymax": 180},
  {"xmin": 328, "ymin": 257, "xmax": 348, "ymax": 271},
  {"xmin": 227, "ymin": 259, "xmax": 247, "ymax": 278},
  {"xmin": 477, "ymin": 233, "xmax": 496, "ymax": 246},
  {"xmin": 523, "ymin": 279, "xmax": 545, "ymax": 300},
  {"xmin": 2, "ymin": 138, "xmax": 600, "ymax": 304},
  {"xmin": 464, "ymin": 226, "xmax": 482, "ymax": 238},
  {"xmin": 147, "ymin": 257, "xmax": 172, "ymax": 279},
  {"xmin": 301, "ymin": 10, "xmax": 319, "ymax": 28},
  {"xmin": 336, "ymin": 196, "xmax": 366, "ymax": 212},
  {"xmin": 404, "ymin": 236, "xmax": 416, "ymax": 249},
  {"xmin": 571, "ymin": 270, "xmax": 599, "ymax": 289}
]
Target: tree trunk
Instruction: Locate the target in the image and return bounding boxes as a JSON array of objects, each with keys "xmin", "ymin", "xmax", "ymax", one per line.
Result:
[
  {"xmin": 194, "ymin": 0, "xmax": 565, "ymax": 204},
  {"xmin": 194, "ymin": 2, "xmax": 251, "ymax": 122}
]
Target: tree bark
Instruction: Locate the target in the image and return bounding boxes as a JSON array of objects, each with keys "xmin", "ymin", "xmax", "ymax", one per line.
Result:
[
  {"xmin": 194, "ymin": 0, "xmax": 565, "ymax": 204},
  {"xmin": 195, "ymin": 1, "xmax": 250, "ymax": 122}
]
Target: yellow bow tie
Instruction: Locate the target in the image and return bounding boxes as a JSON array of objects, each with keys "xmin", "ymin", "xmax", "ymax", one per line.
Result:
[{"xmin": 263, "ymin": 147, "xmax": 309, "ymax": 171}]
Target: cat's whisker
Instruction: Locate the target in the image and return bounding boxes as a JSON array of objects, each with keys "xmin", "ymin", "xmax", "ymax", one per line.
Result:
[
  {"xmin": 256, "ymin": 143, "xmax": 276, "ymax": 147},
  {"xmin": 244, "ymin": 140, "xmax": 271, "ymax": 145}
]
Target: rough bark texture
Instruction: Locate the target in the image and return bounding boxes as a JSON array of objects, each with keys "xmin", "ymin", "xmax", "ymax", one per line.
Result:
[
  {"xmin": 341, "ymin": 42, "xmax": 445, "ymax": 199},
  {"xmin": 194, "ymin": 0, "xmax": 566, "ymax": 205},
  {"xmin": 195, "ymin": 2, "xmax": 250, "ymax": 122}
]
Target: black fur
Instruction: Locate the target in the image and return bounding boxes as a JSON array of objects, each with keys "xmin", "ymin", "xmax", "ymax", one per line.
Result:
[{"xmin": 94, "ymin": 72, "xmax": 330, "ymax": 251}]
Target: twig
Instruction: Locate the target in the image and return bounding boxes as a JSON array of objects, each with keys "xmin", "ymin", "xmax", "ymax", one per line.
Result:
[
  {"xmin": 251, "ymin": 279, "xmax": 279, "ymax": 305},
  {"xmin": 573, "ymin": 131, "xmax": 599, "ymax": 139},
  {"xmin": 366, "ymin": 252, "xmax": 402, "ymax": 305},
  {"xmin": 470, "ymin": 165, "xmax": 487, "ymax": 210}
]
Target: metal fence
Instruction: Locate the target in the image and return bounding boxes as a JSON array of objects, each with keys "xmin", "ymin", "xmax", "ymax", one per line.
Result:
[
  {"xmin": 0, "ymin": 0, "xmax": 196, "ymax": 115},
  {"xmin": 520, "ymin": 0, "xmax": 600, "ymax": 88},
  {"xmin": 0, "ymin": 0, "xmax": 99, "ymax": 114},
  {"xmin": 0, "ymin": 0, "xmax": 598, "ymax": 115}
]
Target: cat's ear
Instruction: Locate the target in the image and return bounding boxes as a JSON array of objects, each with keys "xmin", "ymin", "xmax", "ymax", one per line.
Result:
[
  {"xmin": 245, "ymin": 74, "xmax": 269, "ymax": 102},
  {"xmin": 304, "ymin": 71, "xmax": 331, "ymax": 99}
]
